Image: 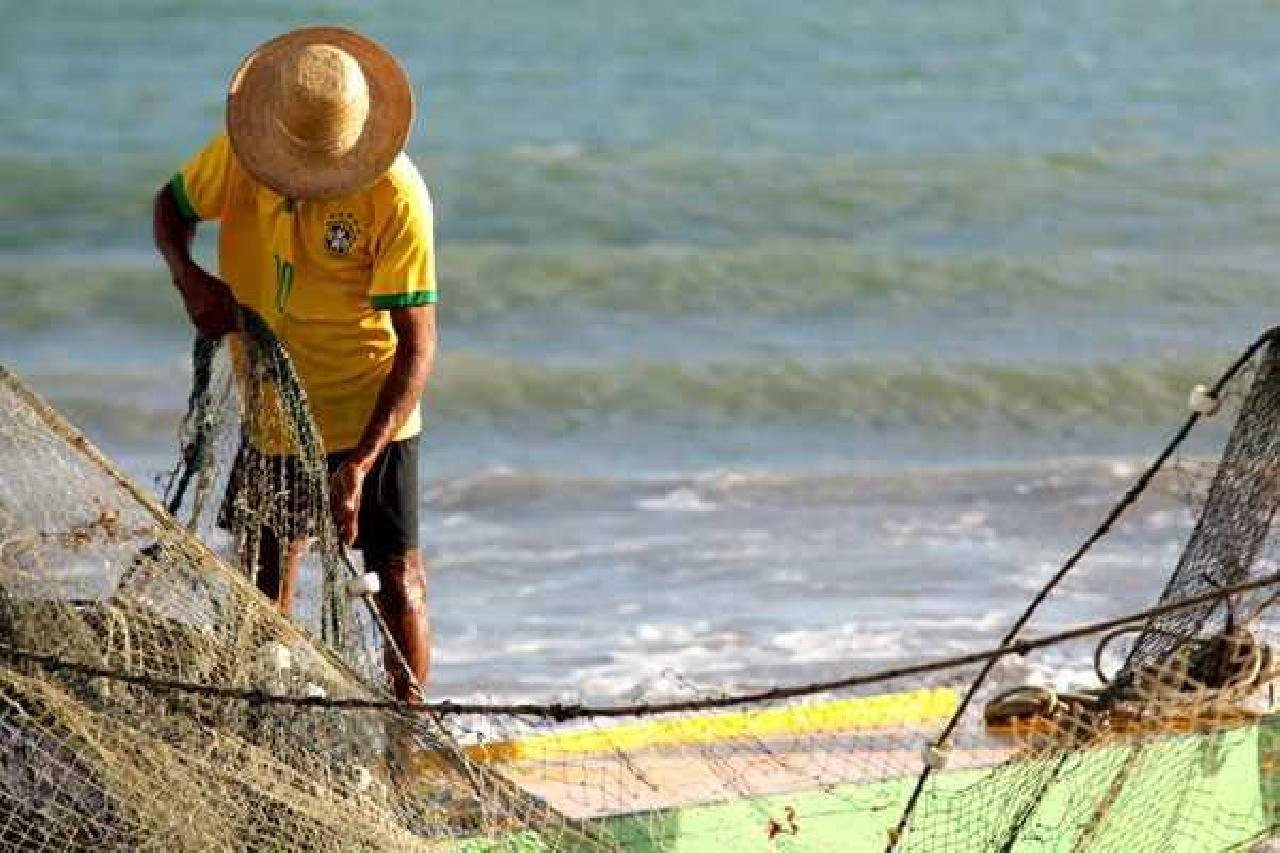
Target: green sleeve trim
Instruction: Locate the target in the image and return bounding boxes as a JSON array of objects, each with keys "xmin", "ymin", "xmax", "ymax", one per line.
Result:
[
  {"xmin": 371, "ymin": 290, "xmax": 438, "ymax": 310},
  {"xmin": 170, "ymin": 173, "xmax": 200, "ymax": 222}
]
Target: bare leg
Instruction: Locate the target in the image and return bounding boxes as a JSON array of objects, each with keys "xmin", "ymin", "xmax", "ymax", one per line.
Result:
[
  {"xmin": 367, "ymin": 548, "xmax": 431, "ymax": 700},
  {"xmin": 254, "ymin": 528, "xmax": 308, "ymax": 616}
]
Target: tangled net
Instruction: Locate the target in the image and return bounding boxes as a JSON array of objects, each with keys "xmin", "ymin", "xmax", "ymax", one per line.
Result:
[
  {"xmin": 0, "ymin": 317, "xmax": 1277, "ymax": 851},
  {"xmin": 0, "ymin": 313, "xmax": 601, "ymax": 851}
]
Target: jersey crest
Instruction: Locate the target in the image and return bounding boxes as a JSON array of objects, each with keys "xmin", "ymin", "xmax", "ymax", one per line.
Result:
[{"xmin": 323, "ymin": 212, "xmax": 361, "ymax": 256}]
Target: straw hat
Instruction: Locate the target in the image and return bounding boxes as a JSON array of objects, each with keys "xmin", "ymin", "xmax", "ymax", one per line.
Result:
[{"xmin": 226, "ymin": 27, "xmax": 414, "ymax": 201}]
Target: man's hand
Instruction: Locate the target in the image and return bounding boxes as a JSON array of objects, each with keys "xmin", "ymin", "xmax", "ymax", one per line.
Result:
[
  {"xmin": 175, "ymin": 263, "xmax": 239, "ymax": 338},
  {"xmin": 330, "ymin": 456, "xmax": 373, "ymax": 547}
]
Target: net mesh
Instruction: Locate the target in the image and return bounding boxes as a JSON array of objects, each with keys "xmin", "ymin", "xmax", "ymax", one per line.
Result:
[
  {"xmin": 1122, "ymin": 345, "xmax": 1280, "ymax": 672},
  {"xmin": 159, "ymin": 314, "xmax": 378, "ymax": 682},
  {"xmin": 0, "ymin": 316, "xmax": 600, "ymax": 851},
  {"xmin": 895, "ymin": 340, "xmax": 1280, "ymax": 853},
  {"xmin": 0, "ymin": 320, "xmax": 1277, "ymax": 852}
]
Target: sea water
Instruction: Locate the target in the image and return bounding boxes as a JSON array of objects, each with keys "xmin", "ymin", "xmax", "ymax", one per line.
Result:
[{"xmin": 2, "ymin": 0, "xmax": 1277, "ymax": 702}]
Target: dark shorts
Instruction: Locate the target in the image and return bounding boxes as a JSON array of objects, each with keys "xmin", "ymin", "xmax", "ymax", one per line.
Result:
[{"xmin": 219, "ymin": 436, "xmax": 420, "ymax": 556}]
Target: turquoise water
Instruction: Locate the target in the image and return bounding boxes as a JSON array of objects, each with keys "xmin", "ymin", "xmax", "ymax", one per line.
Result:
[{"xmin": 2, "ymin": 2, "xmax": 1277, "ymax": 701}]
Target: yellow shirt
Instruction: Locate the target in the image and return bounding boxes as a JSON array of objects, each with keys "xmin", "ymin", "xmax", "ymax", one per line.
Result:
[{"xmin": 171, "ymin": 132, "xmax": 436, "ymax": 452}]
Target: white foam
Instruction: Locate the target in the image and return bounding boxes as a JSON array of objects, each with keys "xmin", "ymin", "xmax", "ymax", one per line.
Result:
[
  {"xmin": 907, "ymin": 611, "xmax": 1005, "ymax": 633},
  {"xmin": 1109, "ymin": 460, "xmax": 1137, "ymax": 478},
  {"xmin": 769, "ymin": 625, "xmax": 908, "ymax": 663},
  {"xmin": 636, "ymin": 488, "xmax": 717, "ymax": 512},
  {"xmin": 634, "ymin": 621, "xmax": 709, "ymax": 644},
  {"xmin": 512, "ymin": 142, "xmax": 582, "ymax": 161},
  {"xmin": 1143, "ymin": 508, "xmax": 1191, "ymax": 531}
]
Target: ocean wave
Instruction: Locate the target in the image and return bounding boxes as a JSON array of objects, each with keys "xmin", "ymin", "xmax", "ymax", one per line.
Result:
[
  {"xmin": 6, "ymin": 244, "xmax": 1274, "ymax": 330},
  {"xmin": 437, "ymin": 241, "xmax": 1280, "ymax": 321},
  {"xmin": 635, "ymin": 488, "xmax": 718, "ymax": 513},
  {"xmin": 425, "ymin": 351, "xmax": 1226, "ymax": 428},
  {"xmin": 9, "ymin": 143, "xmax": 1280, "ymax": 252},
  {"xmin": 25, "ymin": 349, "xmax": 1231, "ymax": 447},
  {"xmin": 1, "ymin": 263, "xmax": 182, "ymax": 331},
  {"xmin": 423, "ymin": 459, "xmax": 1192, "ymax": 514}
]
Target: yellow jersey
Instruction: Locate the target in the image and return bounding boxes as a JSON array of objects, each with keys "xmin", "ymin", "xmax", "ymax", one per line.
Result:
[{"xmin": 171, "ymin": 132, "xmax": 436, "ymax": 452}]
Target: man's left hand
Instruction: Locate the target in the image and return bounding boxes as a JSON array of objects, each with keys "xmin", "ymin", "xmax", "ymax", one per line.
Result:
[{"xmin": 330, "ymin": 457, "xmax": 373, "ymax": 547}]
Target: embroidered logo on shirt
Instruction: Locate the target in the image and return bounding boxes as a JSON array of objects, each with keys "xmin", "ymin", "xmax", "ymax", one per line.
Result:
[{"xmin": 323, "ymin": 212, "xmax": 361, "ymax": 256}]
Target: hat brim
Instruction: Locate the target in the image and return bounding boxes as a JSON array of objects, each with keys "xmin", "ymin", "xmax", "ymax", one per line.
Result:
[{"xmin": 226, "ymin": 27, "xmax": 414, "ymax": 201}]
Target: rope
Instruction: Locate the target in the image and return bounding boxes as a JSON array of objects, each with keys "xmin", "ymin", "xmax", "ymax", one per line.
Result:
[
  {"xmin": 885, "ymin": 325, "xmax": 1280, "ymax": 851},
  {"xmin": 5, "ymin": 569, "xmax": 1277, "ymax": 722},
  {"xmin": 982, "ymin": 625, "xmax": 1270, "ymax": 726},
  {"xmin": 162, "ymin": 335, "xmax": 220, "ymax": 517}
]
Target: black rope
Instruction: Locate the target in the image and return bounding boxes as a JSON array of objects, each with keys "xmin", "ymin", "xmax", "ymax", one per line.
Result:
[
  {"xmin": 4, "ymin": 570, "xmax": 1277, "ymax": 723},
  {"xmin": 885, "ymin": 325, "xmax": 1280, "ymax": 851}
]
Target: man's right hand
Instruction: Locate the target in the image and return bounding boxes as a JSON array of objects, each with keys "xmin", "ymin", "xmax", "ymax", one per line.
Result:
[{"xmin": 175, "ymin": 263, "xmax": 239, "ymax": 338}]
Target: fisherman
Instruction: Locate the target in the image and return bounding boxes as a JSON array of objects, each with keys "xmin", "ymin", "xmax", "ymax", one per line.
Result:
[{"xmin": 152, "ymin": 27, "xmax": 436, "ymax": 700}]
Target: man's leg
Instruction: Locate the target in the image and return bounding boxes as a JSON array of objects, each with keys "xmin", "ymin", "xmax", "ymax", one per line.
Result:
[
  {"xmin": 254, "ymin": 528, "xmax": 309, "ymax": 616},
  {"xmin": 340, "ymin": 436, "xmax": 427, "ymax": 701},
  {"xmin": 366, "ymin": 547, "xmax": 431, "ymax": 700},
  {"xmin": 225, "ymin": 443, "xmax": 311, "ymax": 615}
]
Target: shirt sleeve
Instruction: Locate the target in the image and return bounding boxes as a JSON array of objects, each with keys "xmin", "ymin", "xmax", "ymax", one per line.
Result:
[
  {"xmin": 169, "ymin": 132, "xmax": 234, "ymax": 222},
  {"xmin": 370, "ymin": 166, "xmax": 437, "ymax": 310}
]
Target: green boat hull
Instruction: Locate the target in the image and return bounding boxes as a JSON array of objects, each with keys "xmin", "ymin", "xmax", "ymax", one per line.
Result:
[{"xmin": 461, "ymin": 716, "xmax": 1279, "ymax": 852}]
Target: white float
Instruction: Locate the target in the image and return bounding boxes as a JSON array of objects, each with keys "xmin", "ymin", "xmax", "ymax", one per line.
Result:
[
  {"xmin": 260, "ymin": 641, "xmax": 293, "ymax": 674},
  {"xmin": 922, "ymin": 740, "xmax": 952, "ymax": 770},
  {"xmin": 1188, "ymin": 384, "xmax": 1220, "ymax": 416},
  {"xmin": 346, "ymin": 572, "xmax": 381, "ymax": 598}
]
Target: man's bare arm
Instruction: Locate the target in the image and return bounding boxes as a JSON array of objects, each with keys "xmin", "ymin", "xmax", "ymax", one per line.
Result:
[
  {"xmin": 331, "ymin": 305, "xmax": 437, "ymax": 544},
  {"xmin": 152, "ymin": 184, "xmax": 238, "ymax": 337},
  {"xmin": 355, "ymin": 305, "xmax": 437, "ymax": 465}
]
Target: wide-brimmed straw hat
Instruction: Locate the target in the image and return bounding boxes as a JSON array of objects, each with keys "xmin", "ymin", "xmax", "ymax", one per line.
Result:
[{"xmin": 226, "ymin": 26, "xmax": 414, "ymax": 201}]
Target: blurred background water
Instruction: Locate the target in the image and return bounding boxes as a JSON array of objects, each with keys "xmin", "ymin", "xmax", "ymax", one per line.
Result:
[{"xmin": 2, "ymin": 0, "xmax": 1277, "ymax": 702}]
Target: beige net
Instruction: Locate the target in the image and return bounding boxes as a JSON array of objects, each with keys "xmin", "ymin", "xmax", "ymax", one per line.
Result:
[
  {"xmin": 0, "ymin": 320, "xmax": 1277, "ymax": 852},
  {"xmin": 0, "ymin": 332, "xmax": 600, "ymax": 851}
]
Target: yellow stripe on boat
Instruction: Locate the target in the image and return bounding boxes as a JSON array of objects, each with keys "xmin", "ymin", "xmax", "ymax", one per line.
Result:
[{"xmin": 455, "ymin": 686, "xmax": 956, "ymax": 766}]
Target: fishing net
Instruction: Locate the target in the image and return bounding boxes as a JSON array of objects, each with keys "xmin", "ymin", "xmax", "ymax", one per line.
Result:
[
  {"xmin": 158, "ymin": 314, "xmax": 382, "ymax": 684},
  {"xmin": 0, "ymin": 315, "xmax": 1277, "ymax": 852},
  {"xmin": 0, "ymin": 313, "xmax": 601, "ymax": 852},
  {"xmin": 890, "ymin": 337, "xmax": 1280, "ymax": 853}
]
